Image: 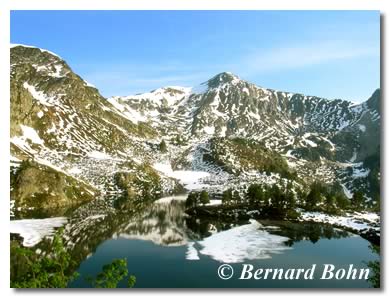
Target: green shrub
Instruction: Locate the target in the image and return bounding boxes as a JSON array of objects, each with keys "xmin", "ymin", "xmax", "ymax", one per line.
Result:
[
  {"xmin": 11, "ymin": 228, "xmax": 78, "ymax": 288},
  {"xmin": 11, "ymin": 229, "xmax": 136, "ymax": 288},
  {"xmin": 87, "ymin": 259, "xmax": 136, "ymax": 288}
]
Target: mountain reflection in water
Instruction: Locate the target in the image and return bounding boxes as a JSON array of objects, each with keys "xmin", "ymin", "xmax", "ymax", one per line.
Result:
[{"xmin": 13, "ymin": 196, "xmax": 379, "ymax": 288}]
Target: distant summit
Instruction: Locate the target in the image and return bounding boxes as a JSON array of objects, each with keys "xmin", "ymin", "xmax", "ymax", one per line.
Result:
[{"xmin": 206, "ymin": 72, "xmax": 241, "ymax": 88}]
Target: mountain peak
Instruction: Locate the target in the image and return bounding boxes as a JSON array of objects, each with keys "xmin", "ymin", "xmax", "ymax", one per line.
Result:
[
  {"xmin": 11, "ymin": 43, "xmax": 62, "ymax": 60},
  {"xmin": 10, "ymin": 43, "xmax": 79, "ymax": 84},
  {"xmin": 365, "ymin": 88, "xmax": 380, "ymax": 113},
  {"xmin": 207, "ymin": 72, "xmax": 240, "ymax": 88}
]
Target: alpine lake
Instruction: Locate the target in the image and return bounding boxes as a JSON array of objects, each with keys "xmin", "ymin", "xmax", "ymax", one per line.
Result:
[{"xmin": 12, "ymin": 195, "xmax": 379, "ymax": 288}]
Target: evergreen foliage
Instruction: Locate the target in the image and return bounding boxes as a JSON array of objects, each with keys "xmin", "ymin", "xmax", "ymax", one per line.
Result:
[
  {"xmin": 11, "ymin": 229, "xmax": 136, "ymax": 288},
  {"xmin": 159, "ymin": 140, "xmax": 167, "ymax": 153},
  {"xmin": 232, "ymin": 190, "xmax": 240, "ymax": 204},
  {"xmin": 185, "ymin": 192, "xmax": 199, "ymax": 208},
  {"xmin": 11, "ymin": 228, "xmax": 78, "ymax": 288},
  {"xmin": 351, "ymin": 191, "xmax": 365, "ymax": 210},
  {"xmin": 200, "ymin": 190, "xmax": 210, "ymax": 206},
  {"xmin": 222, "ymin": 188, "xmax": 233, "ymax": 205},
  {"xmin": 305, "ymin": 181, "xmax": 324, "ymax": 211},
  {"xmin": 87, "ymin": 259, "xmax": 136, "ymax": 288}
]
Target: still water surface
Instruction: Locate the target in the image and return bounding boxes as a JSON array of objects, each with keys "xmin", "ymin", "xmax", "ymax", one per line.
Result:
[{"xmin": 68, "ymin": 197, "xmax": 379, "ymax": 288}]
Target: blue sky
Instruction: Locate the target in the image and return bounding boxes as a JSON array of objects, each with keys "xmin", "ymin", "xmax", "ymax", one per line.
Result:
[{"xmin": 11, "ymin": 11, "xmax": 380, "ymax": 102}]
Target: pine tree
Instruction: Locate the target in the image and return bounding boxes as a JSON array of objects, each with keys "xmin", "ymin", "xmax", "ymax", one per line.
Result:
[
  {"xmin": 200, "ymin": 190, "xmax": 210, "ymax": 206},
  {"xmin": 246, "ymin": 184, "xmax": 264, "ymax": 206},
  {"xmin": 305, "ymin": 182, "xmax": 323, "ymax": 211},
  {"xmin": 335, "ymin": 192, "xmax": 349, "ymax": 209},
  {"xmin": 233, "ymin": 190, "xmax": 241, "ymax": 204},
  {"xmin": 185, "ymin": 192, "xmax": 198, "ymax": 208},
  {"xmin": 222, "ymin": 188, "xmax": 232, "ymax": 205},
  {"xmin": 159, "ymin": 140, "xmax": 167, "ymax": 153},
  {"xmin": 325, "ymin": 195, "xmax": 337, "ymax": 214},
  {"xmin": 352, "ymin": 191, "xmax": 365, "ymax": 210},
  {"xmin": 285, "ymin": 189, "xmax": 296, "ymax": 210},
  {"xmin": 285, "ymin": 182, "xmax": 296, "ymax": 209}
]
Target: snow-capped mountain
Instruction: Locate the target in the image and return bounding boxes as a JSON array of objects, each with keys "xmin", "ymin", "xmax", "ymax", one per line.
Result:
[
  {"xmin": 109, "ymin": 71, "xmax": 380, "ymax": 159},
  {"xmin": 10, "ymin": 45, "xmax": 380, "ymax": 213}
]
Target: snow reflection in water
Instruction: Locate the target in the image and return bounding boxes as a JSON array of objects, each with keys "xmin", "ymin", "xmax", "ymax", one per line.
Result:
[{"xmin": 186, "ymin": 220, "xmax": 291, "ymax": 263}]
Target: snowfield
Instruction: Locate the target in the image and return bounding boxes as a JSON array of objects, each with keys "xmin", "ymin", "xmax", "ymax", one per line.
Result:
[
  {"xmin": 11, "ymin": 125, "xmax": 45, "ymax": 154},
  {"xmin": 300, "ymin": 211, "xmax": 380, "ymax": 234},
  {"xmin": 87, "ymin": 150, "xmax": 113, "ymax": 160},
  {"xmin": 23, "ymin": 82, "xmax": 56, "ymax": 106},
  {"xmin": 153, "ymin": 162, "xmax": 210, "ymax": 190},
  {"xmin": 155, "ymin": 194, "xmax": 188, "ymax": 204},
  {"xmin": 206, "ymin": 199, "xmax": 222, "ymax": 206},
  {"xmin": 10, "ymin": 217, "xmax": 68, "ymax": 247}
]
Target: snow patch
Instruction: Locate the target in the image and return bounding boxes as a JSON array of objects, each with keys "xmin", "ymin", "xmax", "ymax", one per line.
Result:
[
  {"xmin": 87, "ymin": 150, "xmax": 112, "ymax": 160},
  {"xmin": 242, "ymin": 87, "xmax": 250, "ymax": 95},
  {"xmin": 352, "ymin": 167, "xmax": 370, "ymax": 178},
  {"xmin": 320, "ymin": 136, "xmax": 335, "ymax": 151},
  {"xmin": 186, "ymin": 242, "xmax": 200, "ymax": 260},
  {"xmin": 153, "ymin": 162, "xmax": 210, "ymax": 190},
  {"xmin": 20, "ymin": 125, "xmax": 44, "ymax": 145},
  {"xmin": 155, "ymin": 195, "xmax": 188, "ymax": 204},
  {"xmin": 357, "ymin": 124, "xmax": 366, "ymax": 132},
  {"xmin": 302, "ymin": 133, "xmax": 317, "ymax": 147},
  {"xmin": 349, "ymin": 150, "xmax": 357, "ymax": 163},
  {"xmin": 84, "ymin": 80, "xmax": 96, "ymax": 88},
  {"xmin": 300, "ymin": 211, "xmax": 379, "ymax": 233},
  {"xmin": 341, "ymin": 183, "xmax": 353, "ymax": 199},
  {"xmin": 23, "ymin": 82, "xmax": 55, "ymax": 106},
  {"xmin": 10, "ymin": 217, "xmax": 67, "ymax": 247},
  {"xmin": 107, "ymin": 98, "xmax": 147, "ymax": 124},
  {"xmin": 219, "ymin": 126, "xmax": 227, "ymax": 137},
  {"xmin": 338, "ymin": 119, "xmax": 350, "ymax": 131},
  {"xmin": 203, "ymin": 126, "xmax": 215, "ymax": 135},
  {"xmin": 206, "ymin": 199, "xmax": 222, "ymax": 206},
  {"xmin": 116, "ymin": 86, "xmax": 190, "ymax": 107},
  {"xmin": 68, "ymin": 167, "xmax": 83, "ymax": 175},
  {"xmin": 12, "ymin": 125, "xmax": 44, "ymax": 148}
]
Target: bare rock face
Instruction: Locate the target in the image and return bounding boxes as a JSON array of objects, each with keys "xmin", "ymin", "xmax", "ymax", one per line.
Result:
[{"xmin": 11, "ymin": 160, "xmax": 96, "ymax": 211}]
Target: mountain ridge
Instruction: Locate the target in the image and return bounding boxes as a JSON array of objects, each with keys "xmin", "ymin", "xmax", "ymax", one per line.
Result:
[{"xmin": 10, "ymin": 45, "xmax": 381, "ymax": 214}]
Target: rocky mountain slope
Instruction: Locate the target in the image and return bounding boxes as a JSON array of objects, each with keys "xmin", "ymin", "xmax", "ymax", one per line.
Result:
[{"xmin": 10, "ymin": 45, "xmax": 380, "ymax": 214}]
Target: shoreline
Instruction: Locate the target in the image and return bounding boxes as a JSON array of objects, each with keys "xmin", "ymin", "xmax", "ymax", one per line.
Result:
[{"xmin": 185, "ymin": 204, "xmax": 380, "ymax": 246}]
